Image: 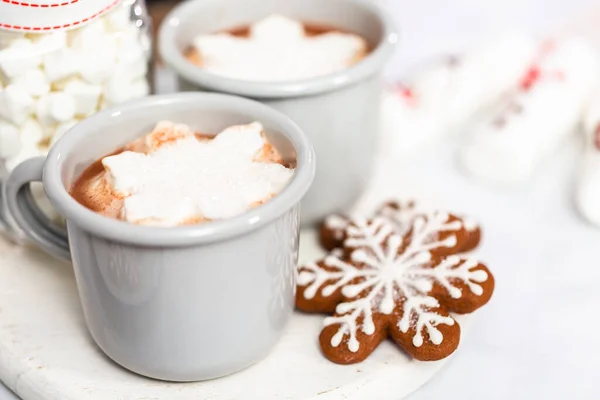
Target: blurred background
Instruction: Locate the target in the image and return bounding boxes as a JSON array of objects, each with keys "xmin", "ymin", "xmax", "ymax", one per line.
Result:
[{"xmin": 147, "ymin": 0, "xmax": 600, "ymax": 79}]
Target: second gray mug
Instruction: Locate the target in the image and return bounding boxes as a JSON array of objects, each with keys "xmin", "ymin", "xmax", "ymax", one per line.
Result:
[{"xmin": 159, "ymin": 0, "xmax": 398, "ymax": 225}]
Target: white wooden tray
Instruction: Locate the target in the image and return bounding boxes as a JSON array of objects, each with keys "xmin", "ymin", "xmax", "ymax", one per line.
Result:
[{"xmin": 0, "ymin": 220, "xmax": 471, "ymax": 400}]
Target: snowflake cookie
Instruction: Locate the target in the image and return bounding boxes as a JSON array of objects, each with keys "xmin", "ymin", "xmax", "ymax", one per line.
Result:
[
  {"xmin": 297, "ymin": 211, "xmax": 494, "ymax": 363},
  {"xmin": 320, "ymin": 200, "xmax": 481, "ymax": 252}
]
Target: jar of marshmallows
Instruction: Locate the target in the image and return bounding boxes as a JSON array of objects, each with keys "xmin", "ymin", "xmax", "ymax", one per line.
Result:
[{"xmin": 0, "ymin": 0, "xmax": 152, "ymax": 174}]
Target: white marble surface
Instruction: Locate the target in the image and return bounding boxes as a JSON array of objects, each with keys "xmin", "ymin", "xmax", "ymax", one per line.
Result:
[{"xmin": 2, "ymin": 0, "xmax": 600, "ymax": 398}]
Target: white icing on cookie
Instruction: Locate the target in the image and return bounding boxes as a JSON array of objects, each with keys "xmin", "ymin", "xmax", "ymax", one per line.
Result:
[
  {"xmin": 461, "ymin": 38, "xmax": 600, "ymax": 185},
  {"xmin": 324, "ymin": 214, "xmax": 348, "ymax": 240},
  {"xmin": 325, "ymin": 214, "xmax": 348, "ymax": 230},
  {"xmin": 102, "ymin": 121, "xmax": 293, "ymax": 226},
  {"xmin": 297, "ymin": 212, "xmax": 488, "ymax": 351},
  {"xmin": 192, "ymin": 14, "xmax": 367, "ymax": 81}
]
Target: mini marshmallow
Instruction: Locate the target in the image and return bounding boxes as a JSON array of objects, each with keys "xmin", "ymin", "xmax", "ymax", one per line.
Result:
[
  {"xmin": 50, "ymin": 120, "xmax": 77, "ymax": 146},
  {"xmin": 0, "ymin": 7, "xmax": 149, "ymax": 172},
  {"xmin": 460, "ymin": 38, "xmax": 600, "ymax": 185},
  {"xmin": 114, "ymin": 57, "xmax": 148, "ymax": 83},
  {"xmin": 4, "ymin": 141, "xmax": 42, "ymax": 172},
  {"xmin": 79, "ymin": 39, "xmax": 117, "ymax": 84},
  {"xmin": 64, "ymin": 80, "xmax": 102, "ymax": 116},
  {"xmin": 104, "ymin": 76, "xmax": 149, "ymax": 105},
  {"xmin": 105, "ymin": 4, "xmax": 132, "ymax": 32},
  {"xmin": 36, "ymin": 92, "xmax": 76, "ymax": 127},
  {"xmin": 0, "ymin": 38, "xmax": 42, "ymax": 79},
  {"xmin": 43, "ymin": 48, "xmax": 81, "ymax": 83},
  {"xmin": 20, "ymin": 118, "xmax": 43, "ymax": 145},
  {"xmin": 576, "ymin": 94, "xmax": 600, "ymax": 226},
  {"xmin": 69, "ymin": 19, "xmax": 109, "ymax": 50},
  {"xmin": 31, "ymin": 31, "xmax": 67, "ymax": 54},
  {"xmin": 0, "ymin": 120, "xmax": 22, "ymax": 158},
  {"xmin": 13, "ymin": 69, "xmax": 50, "ymax": 97},
  {"xmin": 0, "ymin": 84, "xmax": 34, "ymax": 125},
  {"xmin": 114, "ymin": 40, "xmax": 147, "ymax": 81}
]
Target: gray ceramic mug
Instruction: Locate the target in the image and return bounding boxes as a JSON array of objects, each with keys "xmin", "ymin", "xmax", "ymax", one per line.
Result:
[
  {"xmin": 2, "ymin": 93, "xmax": 315, "ymax": 381},
  {"xmin": 159, "ymin": 0, "xmax": 397, "ymax": 225}
]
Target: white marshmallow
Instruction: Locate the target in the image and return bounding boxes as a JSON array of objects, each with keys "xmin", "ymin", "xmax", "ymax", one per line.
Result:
[
  {"xmin": 12, "ymin": 69, "xmax": 50, "ymax": 97},
  {"xmin": 380, "ymin": 86, "xmax": 444, "ymax": 157},
  {"xmin": 250, "ymin": 14, "xmax": 304, "ymax": 41},
  {"xmin": 114, "ymin": 57, "xmax": 147, "ymax": 83},
  {"xmin": 105, "ymin": 4, "xmax": 132, "ymax": 32},
  {"xmin": 36, "ymin": 92, "xmax": 76, "ymax": 127},
  {"xmin": 0, "ymin": 120, "xmax": 22, "ymax": 158},
  {"xmin": 50, "ymin": 120, "xmax": 78, "ymax": 146},
  {"xmin": 0, "ymin": 8, "xmax": 149, "ymax": 172},
  {"xmin": 43, "ymin": 48, "xmax": 81, "ymax": 83},
  {"xmin": 20, "ymin": 118, "xmax": 43, "ymax": 145},
  {"xmin": 104, "ymin": 76, "xmax": 149, "ymax": 105},
  {"xmin": 192, "ymin": 14, "xmax": 367, "ymax": 81},
  {"xmin": 383, "ymin": 33, "xmax": 537, "ymax": 156},
  {"xmin": 444, "ymin": 32, "xmax": 538, "ymax": 128},
  {"xmin": 114, "ymin": 40, "xmax": 147, "ymax": 81},
  {"xmin": 64, "ymin": 80, "xmax": 102, "ymax": 116},
  {"xmin": 0, "ymin": 84, "xmax": 34, "ymax": 125},
  {"xmin": 575, "ymin": 94, "xmax": 600, "ymax": 227},
  {"xmin": 461, "ymin": 38, "xmax": 600, "ymax": 186},
  {"xmin": 116, "ymin": 25, "xmax": 143, "ymax": 51},
  {"xmin": 31, "ymin": 31, "xmax": 67, "ymax": 54},
  {"xmin": 576, "ymin": 152, "xmax": 600, "ymax": 227},
  {"xmin": 79, "ymin": 39, "xmax": 117, "ymax": 84},
  {"xmin": 4, "ymin": 142, "xmax": 42, "ymax": 172},
  {"xmin": 0, "ymin": 38, "xmax": 42, "ymax": 79},
  {"xmin": 381, "ymin": 61, "xmax": 456, "ymax": 155},
  {"xmin": 102, "ymin": 121, "xmax": 293, "ymax": 225},
  {"xmin": 69, "ymin": 19, "xmax": 109, "ymax": 50}
]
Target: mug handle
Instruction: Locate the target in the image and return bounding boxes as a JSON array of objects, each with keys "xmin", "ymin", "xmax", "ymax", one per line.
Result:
[{"xmin": 3, "ymin": 157, "xmax": 71, "ymax": 261}]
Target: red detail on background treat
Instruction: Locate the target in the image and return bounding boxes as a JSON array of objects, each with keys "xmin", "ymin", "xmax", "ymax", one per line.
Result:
[
  {"xmin": 519, "ymin": 40, "xmax": 564, "ymax": 91},
  {"xmin": 594, "ymin": 124, "xmax": 600, "ymax": 151},
  {"xmin": 400, "ymin": 87, "xmax": 414, "ymax": 100},
  {"xmin": 539, "ymin": 39, "xmax": 556, "ymax": 56},
  {"xmin": 2, "ymin": 0, "xmax": 78, "ymax": 7},
  {"xmin": 394, "ymin": 84, "xmax": 417, "ymax": 107},
  {"xmin": 520, "ymin": 65, "xmax": 541, "ymax": 90},
  {"xmin": 493, "ymin": 101, "xmax": 524, "ymax": 129},
  {"xmin": 0, "ymin": 0, "xmax": 118, "ymax": 30}
]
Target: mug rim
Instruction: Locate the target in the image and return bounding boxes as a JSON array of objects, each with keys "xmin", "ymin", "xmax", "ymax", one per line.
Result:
[
  {"xmin": 43, "ymin": 93, "xmax": 316, "ymax": 246},
  {"xmin": 158, "ymin": 0, "xmax": 399, "ymax": 99}
]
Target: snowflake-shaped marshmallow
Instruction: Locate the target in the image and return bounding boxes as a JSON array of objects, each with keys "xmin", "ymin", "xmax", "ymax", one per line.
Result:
[
  {"xmin": 190, "ymin": 15, "xmax": 368, "ymax": 81},
  {"xmin": 102, "ymin": 121, "xmax": 293, "ymax": 226},
  {"xmin": 297, "ymin": 211, "xmax": 494, "ymax": 364}
]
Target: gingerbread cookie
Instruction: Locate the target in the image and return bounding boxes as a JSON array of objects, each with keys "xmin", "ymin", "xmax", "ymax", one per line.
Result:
[
  {"xmin": 298, "ymin": 211, "xmax": 494, "ymax": 363},
  {"xmin": 320, "ymin": 199, "xmax": 481, "ymax": 252}
]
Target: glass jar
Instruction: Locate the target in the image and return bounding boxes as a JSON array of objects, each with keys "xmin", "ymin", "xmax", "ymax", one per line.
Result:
[{"xmin": 0, "ymin": 0, "xmax": 152, "ymax": 174}]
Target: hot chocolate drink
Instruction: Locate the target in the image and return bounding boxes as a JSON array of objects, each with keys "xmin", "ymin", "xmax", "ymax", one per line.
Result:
[
  {"xmin": 185, "ymin": 14, "xmax": 369, "ymax": 81},
  {"xmin": 70, "ymin": 121, "xmax": 294, "ymax": 226}
]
